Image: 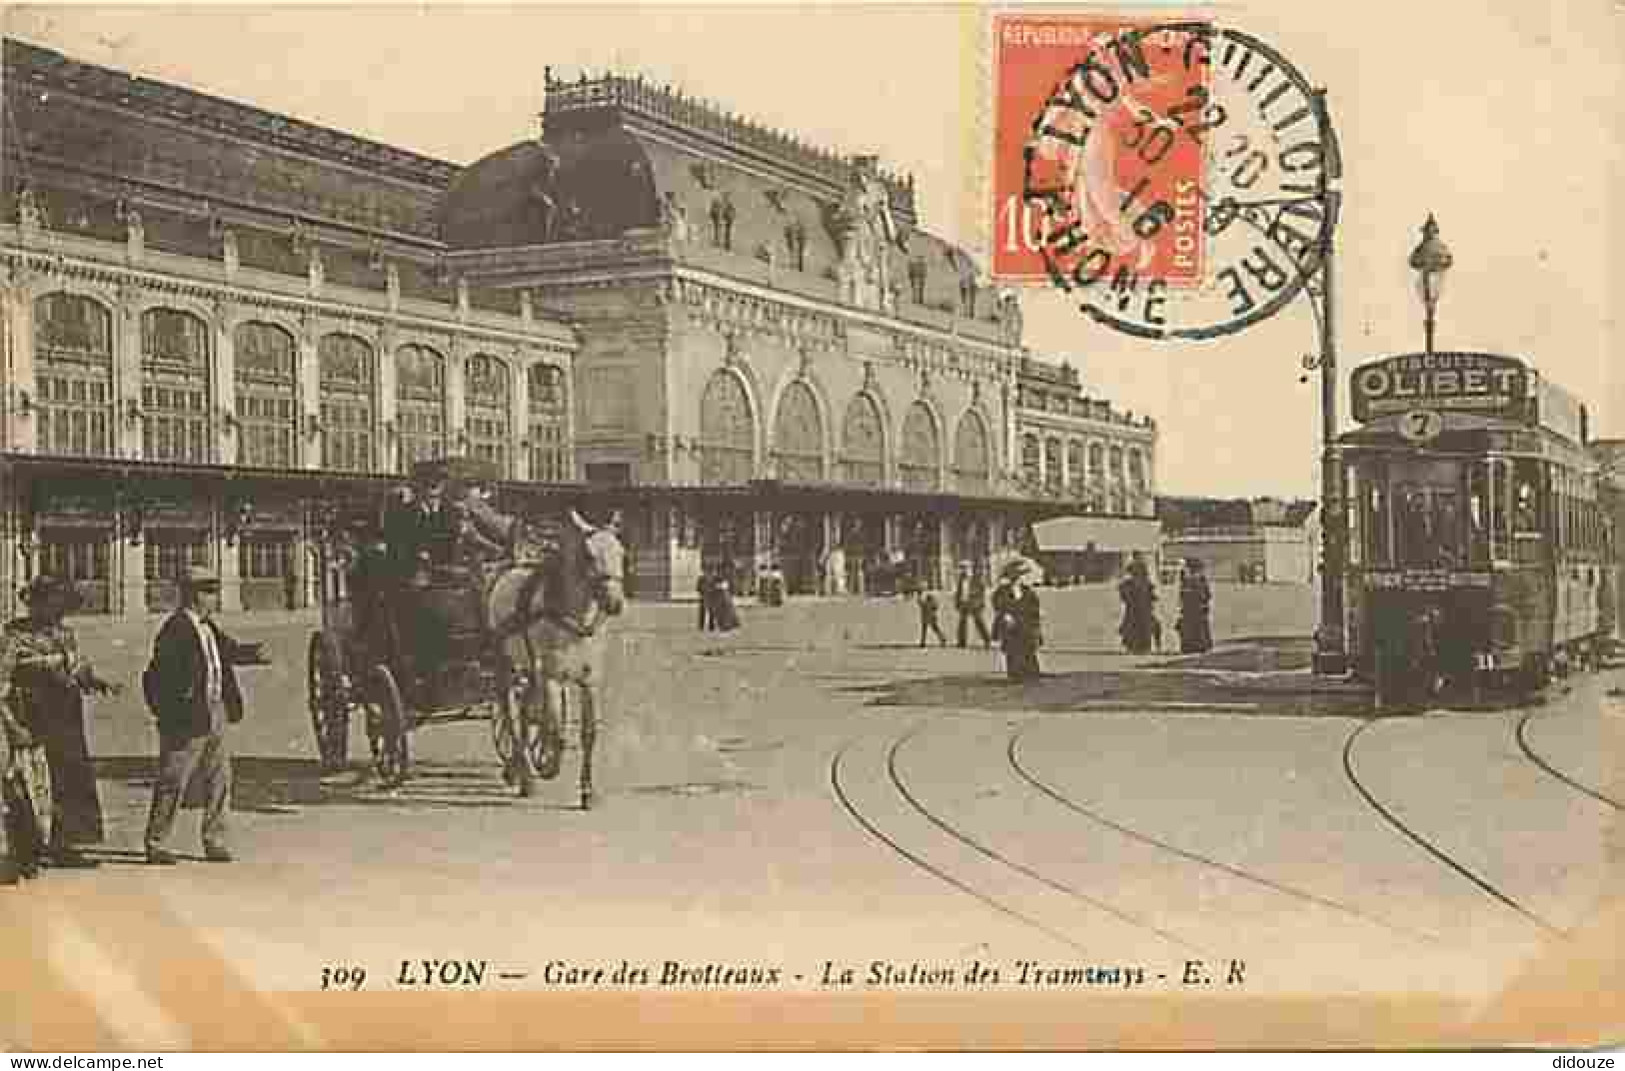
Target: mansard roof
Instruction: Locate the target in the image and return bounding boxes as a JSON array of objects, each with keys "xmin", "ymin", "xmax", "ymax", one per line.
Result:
[
  {"xmin": 440, "ymin": 73, "xmax": 1009, "ymax": 343},
  {"xmin": 3, "ymin": 37, "xmax": 454, "ymax": 241}
]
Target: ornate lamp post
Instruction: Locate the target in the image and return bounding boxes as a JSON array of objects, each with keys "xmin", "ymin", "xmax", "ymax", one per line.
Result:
[{"xmin": 1408, "ymin": 214, "xmax": 1453, "ymax": 354}]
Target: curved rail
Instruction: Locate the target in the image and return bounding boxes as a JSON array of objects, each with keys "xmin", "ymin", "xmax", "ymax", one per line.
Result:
[
  {"xmin": 1515, "ymin": 711, "xmax": 1622, "ymax": 812},
  {"xmin": 1342, "ymin": 719, "xmax": 1561, "ymax": 937},
  {"xmin": 885, "ymin": 723, "xmax": 1197, "ymax": 952},
  {"xmin": 828, "ymin": 732, "xmax": 1088, "ymax": 954},
  {"xmin": 1006, "ymin": 725, "xmax": 1439, "ymax": 945}
]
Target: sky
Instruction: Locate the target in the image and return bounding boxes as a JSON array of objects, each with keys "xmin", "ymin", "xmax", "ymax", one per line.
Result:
[{"xmin": 5, "ymin": 1, "xmax": 1621, "ymax": 497}]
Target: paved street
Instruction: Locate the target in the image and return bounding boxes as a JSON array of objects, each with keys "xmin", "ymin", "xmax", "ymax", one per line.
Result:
[{"xmin": 6, "ymin": 582, "xmax": 1623, "ymax": 1049}]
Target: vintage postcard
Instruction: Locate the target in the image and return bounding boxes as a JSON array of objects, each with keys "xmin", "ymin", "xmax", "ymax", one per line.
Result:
[{"xmin": 0, "ymin": 0, "xmax": 1621, "ymax": 1051}]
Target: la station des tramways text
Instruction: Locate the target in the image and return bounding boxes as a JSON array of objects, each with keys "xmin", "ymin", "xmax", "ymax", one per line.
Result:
[{"xmin": 0, "ymin": 39, "xmax": 1160, "ymax": 617}]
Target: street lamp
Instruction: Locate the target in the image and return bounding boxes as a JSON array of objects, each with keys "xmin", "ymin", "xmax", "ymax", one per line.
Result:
[{"xmin": 1408, "ymin": 214, "xmax": 1453, "ymax": 354}]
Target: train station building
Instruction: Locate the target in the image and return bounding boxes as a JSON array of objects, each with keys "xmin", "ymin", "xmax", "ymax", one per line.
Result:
[{"xmin": 0, "ymin": 39, "xmax": 1158, "ymax": 612}]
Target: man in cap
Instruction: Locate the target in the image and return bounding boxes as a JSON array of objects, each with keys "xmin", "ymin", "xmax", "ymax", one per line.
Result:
[{"xmin": 142, "ymin": 567, "xmax": 265, "ymax": 865}]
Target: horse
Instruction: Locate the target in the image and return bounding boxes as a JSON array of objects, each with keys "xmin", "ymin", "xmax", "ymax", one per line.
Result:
[{"xmin": 485, "ymin": 509, "xmax": 626, "ymax": 808}]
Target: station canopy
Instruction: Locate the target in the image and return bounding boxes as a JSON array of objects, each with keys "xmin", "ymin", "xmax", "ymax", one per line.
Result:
[{"xmin": 1032, "ymin": 515, "xmax": 1161, "ymax": 553}]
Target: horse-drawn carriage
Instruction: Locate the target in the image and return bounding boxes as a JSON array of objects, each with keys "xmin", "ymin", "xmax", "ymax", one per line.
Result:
[{"xmin": 305, "ymin": 457, "xmax": 626, "ymax": 805}]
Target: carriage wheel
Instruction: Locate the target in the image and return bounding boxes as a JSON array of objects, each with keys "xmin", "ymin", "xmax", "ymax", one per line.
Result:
[
  {"xmin": 307, "ymin": 633, "xmax": 350, "ymax": 772},
  {"xmin": 535, "ymin": 688, "xmax": 565, "ymax": 783},
  {"xmin": 492, "ymin": 674, "xmax": 524, "ymax": 789},
  {"xmin": 367, "ymin": 665, "xmax": 411, "ymax": 788}
]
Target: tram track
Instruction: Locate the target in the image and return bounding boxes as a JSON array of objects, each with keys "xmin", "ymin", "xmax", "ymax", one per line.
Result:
[
  {"xmin": 1515, "ymin": 709, "xmax": 1623, "ymax": 812},
  {"xmin": 829, "ymin": 722, "xmax": 1199, "ymax": 956},
  {"xmin": 1005, "ymin": 724, "xmax": 1441, "ymax": 946},
  {"xmin": 1341, "ymin": 718, "xmax": 1563, "ymax": 937}
]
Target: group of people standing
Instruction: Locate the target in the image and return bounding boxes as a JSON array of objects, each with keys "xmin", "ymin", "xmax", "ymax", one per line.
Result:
[
  {"xmin": 1118, "ymin": 553, "xmax": 1213, "ymax": 656},
  {"xmin": 2, "ymin": 568, "xmax": 266, "ymax": 885},
  {"xmin": 915, "ymin": 559, "xmax": 1045, "ymax": 682}
]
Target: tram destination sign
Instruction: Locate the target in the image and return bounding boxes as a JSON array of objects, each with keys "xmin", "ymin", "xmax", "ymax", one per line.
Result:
[{"xmin": 1350, "ymin": 352, "xmax": 1527, "ymax": 424}]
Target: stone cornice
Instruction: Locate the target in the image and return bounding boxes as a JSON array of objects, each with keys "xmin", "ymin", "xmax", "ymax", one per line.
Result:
[
  {"xmin": 2, "ymin": 232, "xmax": 576, "ymax": 358},
  {"xmin": 1015, "ymin": 409, "xmax": 1158, "ymax": 441}
]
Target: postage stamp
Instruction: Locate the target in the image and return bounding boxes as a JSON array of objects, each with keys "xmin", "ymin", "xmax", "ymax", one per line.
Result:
[{"xmin": 991, "ymin": 13, "xmax": 1342, "ymax": 341}]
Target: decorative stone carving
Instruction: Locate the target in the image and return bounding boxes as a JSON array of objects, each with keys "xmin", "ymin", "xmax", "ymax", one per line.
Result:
[
  {"xmin": 221, "ymin": 228, "xmax": 239, "ymax": 276},
  {"xmin": 17, "ymin": 186, "xmax": 44, "ymax": 232},
  {"xmin": 519, "ymin": 288, "xmax": 534, "ymax": 324},
  {"xmin": 456, "ymin": 277, "xmax": 470, "ymax": 319},
  {"xmin": 385, "ymin": 262, "xmax": 401, "ymax": 312},
  {"xmin": 307, "ymin": 246, "xmax": 325, "ymax": 294},
  {"xmin": 830, "ymin": 165, "xmax": 896, "ymax": 312},
  {"xmin": 862, "ymin": 360, "xmax": 877, "ymax": 391},
  {"xmin": 658, "ymin": 192, "xmax": 690, "ymax": 243},
  {"xmin": 996, "ymin": 289, "xmax": 1023, "ymax": 347}
]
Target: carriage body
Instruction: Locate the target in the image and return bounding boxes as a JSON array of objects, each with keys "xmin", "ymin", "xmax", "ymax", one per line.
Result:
[
  {"xmin": 305, "ymin": 458, "xmax": 549, "ymax": 786},
  {"xmin": 1338, "ymin": 354, "xmax": 1613, "ymax": 705}
]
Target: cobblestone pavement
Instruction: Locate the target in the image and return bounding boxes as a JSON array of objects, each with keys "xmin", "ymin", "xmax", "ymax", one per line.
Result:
[{"xmin": 6, "ymin": 583, "xmax": 1623, "ymax": 1049}]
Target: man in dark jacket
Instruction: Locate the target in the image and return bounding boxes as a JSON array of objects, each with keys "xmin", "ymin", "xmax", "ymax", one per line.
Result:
[
  {"xmin": 953, "ymin": 561, "xmax": 992, "ymax": 648},
  {"xmin": 142, "ymin": 568, "xmax": 265, "ymax": 865}
]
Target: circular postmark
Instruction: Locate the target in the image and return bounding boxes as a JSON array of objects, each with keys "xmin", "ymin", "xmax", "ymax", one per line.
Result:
[{"xmin": 1019, "ymin": 21, "xmax": 1341, "ymax": 340}]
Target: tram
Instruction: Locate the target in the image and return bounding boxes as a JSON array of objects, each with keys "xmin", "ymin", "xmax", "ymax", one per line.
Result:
[{"xmin": 1338, "ymin": 351, "xmax": 1613, "ymax": 704}]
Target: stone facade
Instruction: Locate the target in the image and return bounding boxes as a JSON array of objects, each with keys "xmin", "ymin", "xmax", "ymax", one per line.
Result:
[
  {"xmin": 1012, "ymin": 357, "xmax": 1158, "ymax": 518},
  {"xmin": 0, "ymin": 39, "xmax": 575, "ymax": 617},
  {"xmin": 0, "ymin": 42, "xmax": 1160, "ymax": 608}
]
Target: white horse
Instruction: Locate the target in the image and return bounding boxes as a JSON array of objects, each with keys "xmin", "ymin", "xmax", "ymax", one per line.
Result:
[{"xmin": 487, "ymin": 510, "xmax": 626, "ymax": 808}]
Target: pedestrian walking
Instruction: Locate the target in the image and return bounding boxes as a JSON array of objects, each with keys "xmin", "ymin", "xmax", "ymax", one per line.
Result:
[
  {"xmin": 952, "ymin": 561, "xmax": 992, "ymax": 648},
  {"xmin": 710, "ymin": 566, "xmax": 741, "ymax": 633},
  {"xmin": 917, "ymin": 587, "xmax": 947, "ymax": 647},
  {"xmin": 1, "ymin": 575, "xmax": 121, "ymax": 870},
  {"xmin": 141, "ymin": 567, "xmax": 267, "ymax": 865},
  {"xmin": 696, "ymin": 569, "xmax": 715, "ymax": 631},
  {"xmin": 1118, "ymin": 552, "xmax": 1158, "ymax": 655},
  {"xmin": 992, "ymin": 559, "xmax": 1043, "ymax": 680},
  {"xmin": 1176, "ymin": 558, "xmax": 1214, "ymax": 654}
]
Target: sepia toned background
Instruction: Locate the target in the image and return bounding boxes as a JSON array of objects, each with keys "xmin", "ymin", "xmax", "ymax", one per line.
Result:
[{"xmin": 2, "ymin": 0, "xmax": 1622, "ymax": 1051}]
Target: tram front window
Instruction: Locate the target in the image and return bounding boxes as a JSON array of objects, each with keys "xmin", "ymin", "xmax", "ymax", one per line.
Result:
[{"xmin": 1396, "ymin": 483, "xmax": 1464, "ymax": 569}]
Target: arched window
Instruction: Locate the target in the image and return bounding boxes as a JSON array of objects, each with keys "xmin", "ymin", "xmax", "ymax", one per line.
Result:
[
  {"xmin": 773, "ymin": 380, "xmax": 823, "ymax": 482},
  {"xmin": 34, "ymin": 293, "xmax": 113, "ymax": 457},
  {"xmin": 899, "ymin": 402, "xmax": 940, "ymax": 491},
  {"xmin": 234, "ymin": 321, "xmax": 296, "ymax": 468},
  {"xmin": 140, "ymin": 307, "xmax": 211, "ymax": 462},
  {"xmin": 319, "ymin": 334, "xmax": 375, "ymax": 473},
  {"xmin": 839, "ymin": 394, "xmax": 885, "ymax": 487},
  {"xmin": 699, "ymin": 370, "xmax": 755, "ymax": 484},
  {"xmin": 1128, "ymin": 448, "xmax": 1146, "ymax": 491},
  {"xmin": 1067, "ymin": 440, "xmax": 1086, "ymax": 500},
  {"xmin": 1044, "ymin": 436, "xmax": 1063, "ymax": 495},
  {"xmin": 465, "ymin": 353, "xmax": 510, "ymax": 477},
  {"xmin": 953, "ymin": 410, "xmax": 991, "ymax": 494},
  {"xmin": 1021, "ymin": 433, "xmax": 1041, "ymax": 490},
  {"xmin": 396, "ymin": 343, "xmax": 446, "ymax": 472},
  {"xmin": 527, "ymin": 362, "xmax": 570, "ymax": 482},
  {"xmin": 1109, "ymin": 443, "xmax": 1124, "ymax": 483}
]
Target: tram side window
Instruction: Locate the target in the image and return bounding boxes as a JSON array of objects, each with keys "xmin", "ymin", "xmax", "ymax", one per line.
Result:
[
  {"xmin": 1363, "ymin": 478, "xmax": 1390, "ymax": 566},
  {"xmin": 1467, "ymin": 459, "xmax": 1515, "ymax": 565}
]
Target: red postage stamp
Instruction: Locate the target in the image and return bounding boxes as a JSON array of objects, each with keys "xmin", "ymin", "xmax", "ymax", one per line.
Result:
[{"xmin": 990, "ymin": 13, "xmax": 1210, "ymax": 287}]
